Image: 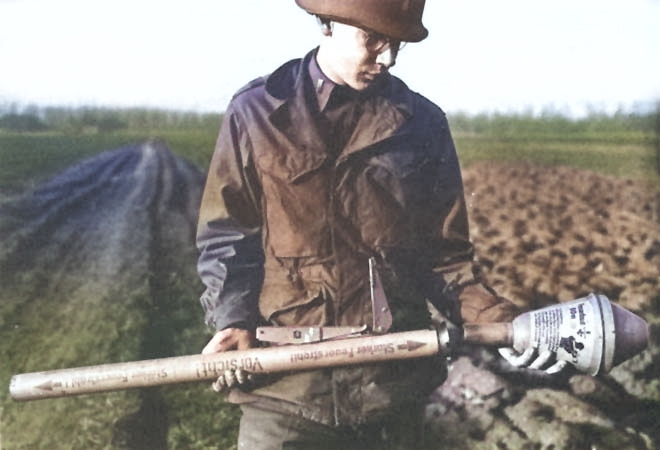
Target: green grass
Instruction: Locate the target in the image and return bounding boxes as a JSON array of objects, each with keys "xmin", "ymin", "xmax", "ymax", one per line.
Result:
[
  {"xmin": 453, "ymin": 133, "xmax": 658, "ymax": 184},
  {"xmin": 0, "ymin": 205, "xmax": 241, "ymax": 450},
  {"xmin": 446, "ymin": 111, "xmax": 659, "ymax": 186}
]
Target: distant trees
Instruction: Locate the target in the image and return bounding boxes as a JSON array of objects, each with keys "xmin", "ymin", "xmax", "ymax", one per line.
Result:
[
  {"xmin": 448, "ymin": 109, "xmax": 657, "ymax": 138},
  {"xmin": 0, "ymin": 103, "xmax": 655, "ymax": 149},
  {"xmin": 0, "ymin": 106, "xmax": 223, "ymax": 133},
  {"xmin": 0, "ymin": 113, "xmax": 48, "ymax": 132}
]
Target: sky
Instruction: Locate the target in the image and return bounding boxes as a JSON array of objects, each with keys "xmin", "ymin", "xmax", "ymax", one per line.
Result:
[{"xmin": 1, "ymin": 0, "xmax": 659, "ymax": 117}]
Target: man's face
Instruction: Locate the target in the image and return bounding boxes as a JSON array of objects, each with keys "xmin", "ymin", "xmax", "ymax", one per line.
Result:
[{"xmin": 318, "ymin": 22, "xmax": 401, "ymax": 91}]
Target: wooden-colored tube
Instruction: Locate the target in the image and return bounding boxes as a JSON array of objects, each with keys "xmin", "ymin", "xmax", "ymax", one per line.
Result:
[
  {"xmin": 462, "ymin": 322, "xmax": 514, "ymax": 347},
  {"xmin": 10, "ymin": 329, "xmax": 443, "ymax": 401}
]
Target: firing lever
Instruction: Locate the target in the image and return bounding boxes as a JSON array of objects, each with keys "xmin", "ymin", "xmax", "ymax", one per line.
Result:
[{"xmin": 256, "ymin": 325, "xmax": 369, "ymax": 345}]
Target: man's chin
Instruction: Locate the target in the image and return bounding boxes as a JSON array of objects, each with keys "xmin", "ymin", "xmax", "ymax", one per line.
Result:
[
  {"xmin": 351, "ymin": 83, "xmax": 371, "ymax": 92},
  {"xmin": 351, "ymin": 76, "xmax": 380, "ymax": 91}
]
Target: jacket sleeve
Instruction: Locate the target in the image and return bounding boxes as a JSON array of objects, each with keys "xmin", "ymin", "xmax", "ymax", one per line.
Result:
[
  {"xmin": 196, "ymin": 105, "xmax": 264, "ymax": 331},
  {"xmin": 425, "ymin": 113, "xmax": 520, "ymax": 325}
]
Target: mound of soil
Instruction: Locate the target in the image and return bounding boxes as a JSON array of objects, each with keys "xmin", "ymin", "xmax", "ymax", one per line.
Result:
[{"xmin": 0, "ymin": 139, "xmax": 204, "ymax": 288}]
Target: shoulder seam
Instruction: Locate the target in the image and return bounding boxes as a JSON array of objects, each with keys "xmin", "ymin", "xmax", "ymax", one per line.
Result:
[{"xmin": 232, "ymin": 76, "xmax": 268, "ymax": 100}]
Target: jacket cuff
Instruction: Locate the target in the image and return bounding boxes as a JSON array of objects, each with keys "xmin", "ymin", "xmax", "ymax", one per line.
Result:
[
  {"xmin": 200, "ymin": 285, "xmax": 260, "ymax": 331},
  {"xmin": 431, "ymin": 260, "xmax": 520, "ymax": 324}
]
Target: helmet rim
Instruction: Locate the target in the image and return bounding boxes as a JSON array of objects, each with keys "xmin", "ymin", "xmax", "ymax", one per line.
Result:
[{"xmin": 296, "ymin": 0, "xmax": 428, "ymax": 42}]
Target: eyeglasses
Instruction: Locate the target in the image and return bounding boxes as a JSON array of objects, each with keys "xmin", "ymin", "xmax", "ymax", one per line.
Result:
[
  {"xmin": 361, "ymin": 29, "xmax": 405, "ymax": 55},
  {"xmin": 322, "ymin": 20, "xmax": 407, "ymax": 55}
]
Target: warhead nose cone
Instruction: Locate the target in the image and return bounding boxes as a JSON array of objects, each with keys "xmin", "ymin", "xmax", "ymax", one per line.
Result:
[
  {"xmin": 610, "ymin": 301, "xmax": 650, "ymax": 367},
  {"xmin": 511, "ymin": 293, "xmax": 650, "ymax": 375}
]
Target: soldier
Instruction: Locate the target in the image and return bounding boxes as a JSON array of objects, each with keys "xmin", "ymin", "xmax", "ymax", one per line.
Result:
[{"xmin": 196, "ymin": 1, "xmax": 561, "ymax": 448}]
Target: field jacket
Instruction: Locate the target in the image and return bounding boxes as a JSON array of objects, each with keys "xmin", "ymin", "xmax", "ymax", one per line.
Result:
[{"xmin": 196, "ymin": 50, "xmax": 519, "ymax": 426}]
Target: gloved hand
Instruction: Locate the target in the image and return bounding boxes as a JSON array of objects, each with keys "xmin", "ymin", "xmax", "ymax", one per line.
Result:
[
  {"xmin": 211, "ymin": 368, "xmax": 260, "ymax": 393},
  {"xmin": 498, "ymin": 347, "xmax": 568, "ymax": 375},
  {"xmin": 202, "ymin": 327, "xmax": 263, "ymax": 393}
]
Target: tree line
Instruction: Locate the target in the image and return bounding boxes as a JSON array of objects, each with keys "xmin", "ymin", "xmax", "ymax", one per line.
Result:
[
  {"xmin": 0, "ymin": 104, "xmax": 657, "ymax": 146},
  {"xmin": 0, "ymin": 106, "xmax": 223, "ymax": 133},
  {"xmin": 448, "ymin": 109, "xmax": 658, "ymax": 137}
]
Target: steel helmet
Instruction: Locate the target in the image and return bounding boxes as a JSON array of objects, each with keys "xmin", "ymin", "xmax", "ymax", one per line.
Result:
[{"xmin": 296, "ymin": 0, "xmax": 428, "ymax": 42}]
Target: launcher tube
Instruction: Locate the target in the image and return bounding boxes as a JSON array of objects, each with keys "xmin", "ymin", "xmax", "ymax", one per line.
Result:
[
  {"xmin": 12, "ymin": 294, "xmax": 649, "ymax": 402},
  {"xmin": 10, "ymin": 328, "xmax": 454, "ymax": 401}
]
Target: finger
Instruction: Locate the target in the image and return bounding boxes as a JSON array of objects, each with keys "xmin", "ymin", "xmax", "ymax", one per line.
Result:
[
  {"xmin": 499, "ymin": 347, "xmax": 536, "ymax": 367},
  {"xmin": 235, "ymin": 369, "xmax": 248, "ymax": 385},
  {"xmin": 201, "ymin": 338, "xmax": 219, "ymax": 354},
  {"xmin": 497, "ymin": 347, "xmax": 518, "ymax": 362},
  {"xmin": 202, "ymin": 329, "xmax": 255, "ymax": 354},
  {"xmin": 528, "ymin": 350, "xmax": 554, "ymax": 370},
  {"xmin": 202, "ymin": 329, "xmax": 232, "ymax": 354},
  {"xmin": 518, "ymin": 348, "xmax": 537, "ymax": 366},
  {"xmin": 211, "ymin": 375, "xmax": 227, "ymax": 393},
  {"xmin": 545, "ymin": 359, "xmax": 569, "ymax": 375},
  {"xmin": 224, "ymin": 370, "xmax": 237, "ymax": 389}
]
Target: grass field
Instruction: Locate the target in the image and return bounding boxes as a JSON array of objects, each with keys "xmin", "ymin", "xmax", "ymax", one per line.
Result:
[
  {"xmin": 453, "ymin": 132, "xmax": 658, "ymax": 183},
  {"xmin": 448, "ymin": 113, "xmax": 658, "ymax": 185}
]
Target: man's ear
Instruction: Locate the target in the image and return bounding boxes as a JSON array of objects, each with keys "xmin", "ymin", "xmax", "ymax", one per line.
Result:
[{"xmin": 317, "ymin": 17, "xmax": 333, "ymax": 36}]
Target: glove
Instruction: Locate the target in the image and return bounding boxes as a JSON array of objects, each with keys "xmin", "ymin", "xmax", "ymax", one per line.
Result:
[
  {"xmin": 498, "ymin": 347, "xmax": 568, "ymax": 375},
  {"xmin": 211, "ymin": 368, "xmax": 261, "ymax": 393},
  {"xmin": 202, "ymin": 328, "xmax": 265, "ymax": 393}
]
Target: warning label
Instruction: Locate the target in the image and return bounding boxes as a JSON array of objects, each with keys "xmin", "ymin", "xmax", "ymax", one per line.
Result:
[{"xmin": 532, "ymin": 307, "xmax": 563, "ymax": 351}]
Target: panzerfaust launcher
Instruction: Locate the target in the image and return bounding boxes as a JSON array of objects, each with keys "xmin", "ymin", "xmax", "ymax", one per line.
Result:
[{"xmin": 10, "ymin": 294, "xmax": 649, "ymax": 401}]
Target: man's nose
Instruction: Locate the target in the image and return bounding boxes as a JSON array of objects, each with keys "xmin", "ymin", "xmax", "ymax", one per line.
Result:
[{"xmin": 376, "ymin": 47, "xmax": 396, "ymax": 68}]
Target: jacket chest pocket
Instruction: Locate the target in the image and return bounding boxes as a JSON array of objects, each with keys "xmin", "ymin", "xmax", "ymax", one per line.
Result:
[
  {"xmin": 337, "ymin": 136, "xmax": 457, "ymax": 249},
  {"xmin": 367, "ymin": 136, "xmax": 441, "ymax": 206},
  {"xmin": 255, "ymin": 147, "xmax": 333, "ymax": 258}
]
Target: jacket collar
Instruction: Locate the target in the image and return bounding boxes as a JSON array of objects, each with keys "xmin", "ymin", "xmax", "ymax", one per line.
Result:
[{"xmin": 265, "ymin": 50, "xmax": 414, "ymax": 181}]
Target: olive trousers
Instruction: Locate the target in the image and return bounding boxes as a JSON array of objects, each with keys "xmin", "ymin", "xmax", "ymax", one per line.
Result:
[{"xmin": 237, "ymin": 403, "xmax": 429, "ymax": 450}]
